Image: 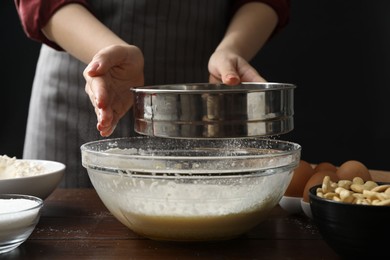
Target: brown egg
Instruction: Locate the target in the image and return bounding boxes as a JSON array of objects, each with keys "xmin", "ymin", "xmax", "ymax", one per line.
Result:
[
  {"xmin": 302, "ymin": 170, "xmax": 339, "ymax": 202},
  {"xmin": 313, "ymin": 162, "xmax": 337, "ymax": 173},
  {"xmin": 336, "ymin": 160, "xmax": 371, "ymax": 181},
  {"xmin": 284, "ymin": 160, "xmax": 314, "ymax": 197}
]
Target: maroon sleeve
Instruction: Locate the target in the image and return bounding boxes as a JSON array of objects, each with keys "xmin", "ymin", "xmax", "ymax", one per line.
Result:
[
  {"xmin": 232, "ymin": 0, "xmax": 291, "ymax": 33},
  {"xmin": 14, "ymin": 0, "xmax": 91, "ymax": 50}
]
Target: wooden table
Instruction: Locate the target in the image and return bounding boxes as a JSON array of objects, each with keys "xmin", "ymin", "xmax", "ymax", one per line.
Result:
[{"xmin": 1, "ymin": 189, "xmax": 343, "ymax": 259}]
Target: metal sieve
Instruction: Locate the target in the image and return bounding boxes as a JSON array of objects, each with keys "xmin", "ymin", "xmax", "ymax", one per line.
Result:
[{"xmin": 132, "ymin": 82, "xmax": 295, "ymax": 138}]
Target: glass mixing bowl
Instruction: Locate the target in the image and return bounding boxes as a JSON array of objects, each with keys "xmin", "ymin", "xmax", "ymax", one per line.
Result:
[{"xmin": 81, "ymin": 137, "xmax": 301, "ymax": 241}]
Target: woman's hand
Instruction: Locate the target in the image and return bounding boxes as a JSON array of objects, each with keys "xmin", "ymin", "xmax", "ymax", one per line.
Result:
[
  {"xmin": 208, "ymin": 49, "xmax": 266, "ymax": 85},
  {"xmin": 208, "ymin": 2, "xmax": 278, "ymax": 86},
  {"xmin": 41, "ymin": 4, "xmax": 144, "ymax": 137},
  {"xmin": 83, "ymin": 44, "xmax": 144, "ymax": 137}
]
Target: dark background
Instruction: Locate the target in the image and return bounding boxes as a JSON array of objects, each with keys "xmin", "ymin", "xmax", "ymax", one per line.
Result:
[
  {"xmin": 2, "ymin": 1, "xmax": 390, "ymax": 170},
  {"xmin": 1, "ymin": 1, "xmax": 41, "ymax": 159}
]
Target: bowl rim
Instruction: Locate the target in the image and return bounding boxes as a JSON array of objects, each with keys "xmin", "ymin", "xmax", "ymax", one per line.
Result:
[
  {"xmin": 81, "ymin": 137, "xmax": 301, "ymax": 175},
  {"xmin": 309, "ymin": 183, "xmax": 390, "ymax": 208},
  {"xmin": 280, "ymin": 195, "xmax": 303, "ymax": 200},
  {"xmin": 0, "ymin": 194, "xmax": 43, "ymax": 215},
  {"xmin": 132, "ymin": 82, "xmax": 296, "ymax": 94},
  {"xmin": 81, "ymin": 136, "xmax": 301, "ymax": 160}
]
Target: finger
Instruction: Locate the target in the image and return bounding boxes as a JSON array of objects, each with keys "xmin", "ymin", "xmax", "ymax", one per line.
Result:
[
  {"xmin": 215, "ymin": 61, "xmax": 240, "ymax": 86},
  {"xmin": 85, "ymin": 82, "xmax": 97, "ymax": 107},
  {"xmin": 241, "ymin": 69, "xmax": 267, "ymax": 83},
  {"xmin": 83, "ymin": 66, "xmax": 100, "ymax": 105},
  {"xmin": 88, "ymin": 76, "xmax": 110, "ymax": 109},
  {"xmin": 86, "ymin": 79, "xmax": 108, "ymax": 131},
  {"xmin": 100, "ymin": 123, "xmax": 117, "ymax": 137},
  {"xmin": 209, "ymin": 72, "xmax": 240, "ymax": 85},
  {"xmin": 84, "ymin": 61, "xmax": 101, "ymax": 77},
  {"xmin": 97, "ymin": 108, "xmax": 114, "ymax": 130},
  {"xmin": 98, "ymin": 111, "xmax": 119, "ymax": 137},
  {"xmin": 222, "ymin": 74, "xmax": 240, "ymax": 86}
]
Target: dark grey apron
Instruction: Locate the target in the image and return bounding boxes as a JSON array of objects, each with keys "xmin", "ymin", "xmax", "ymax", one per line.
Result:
[{"xmin": 23, "ymin": 0, "xmax": 230, "ymax": 187}]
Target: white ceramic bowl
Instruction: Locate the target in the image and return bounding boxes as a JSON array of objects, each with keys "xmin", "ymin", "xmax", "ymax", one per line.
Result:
[
  {"xmin": 279, "ymin": 196, "xmax": 303, "ymax": 214},
  {"xmin": 0, "ymin": 160, "xmax": 65, "ymax": 199},
  {"xmin": 0, "ymin": 194, "xmax": 43, "ymax": 254},
  {"xmin": 301, "ymin": 199, "xmax": 312, "ymax": 219}
]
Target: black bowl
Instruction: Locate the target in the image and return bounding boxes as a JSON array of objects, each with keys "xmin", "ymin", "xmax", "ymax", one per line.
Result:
[{"xmin": 309, "ymin": 184, "xmax": 390, "ymax": 258}]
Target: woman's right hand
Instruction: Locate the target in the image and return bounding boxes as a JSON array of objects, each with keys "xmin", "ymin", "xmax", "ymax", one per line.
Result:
[{"xmin": 83, "ymin": 44, "xmax": 144, "ymax": 137}]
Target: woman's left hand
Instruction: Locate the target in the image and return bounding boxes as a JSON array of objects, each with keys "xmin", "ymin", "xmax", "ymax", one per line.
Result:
[{"xmin": 208, "ymin": 49, "xmax": 266, "ymax": 85}]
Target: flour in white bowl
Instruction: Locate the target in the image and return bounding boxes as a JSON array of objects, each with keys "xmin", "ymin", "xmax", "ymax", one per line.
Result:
[{"xmin": 0, "ymin": 155, "xmax": 44, "ymax": 180}]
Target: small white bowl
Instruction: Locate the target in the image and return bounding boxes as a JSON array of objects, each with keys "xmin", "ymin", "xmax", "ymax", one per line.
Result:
[
  {"xmin": 300, "ymin": 199, "xmax": 312, "ymax": 219},
  {"xmin": 0, "ymin": 159, "xmax": 65, "ymax": 199},
  {"xmin": 0, "ymin": 194, "xmax": 43, "ymax": 254},
  {"xmin": 279, "ymin": 196, "xmax": 303, "ymax": 214}
]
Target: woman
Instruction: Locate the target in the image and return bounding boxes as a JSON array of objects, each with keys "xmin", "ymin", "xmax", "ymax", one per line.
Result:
[{"xmin": 14, "ymin": 0, "xmax": 290, "ymax": 187}]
